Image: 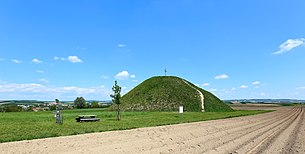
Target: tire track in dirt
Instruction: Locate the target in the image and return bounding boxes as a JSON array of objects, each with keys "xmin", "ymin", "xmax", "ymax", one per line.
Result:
[
  {"xmin": 235, "ymin": 107, "xmax": 303, "ymax": 154},
  {"xmin": 142, "ymin": 107, "xmax": 296, "ymax": 153},
  {"xmin": 165, "ymin": 107, "xmax": 299, "ymax": 154}
]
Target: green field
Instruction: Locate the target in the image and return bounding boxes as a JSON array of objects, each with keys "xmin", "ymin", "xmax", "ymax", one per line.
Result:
[{"xmin": 0, "ymin": 109, "xmax": 271, "ymax": 143}]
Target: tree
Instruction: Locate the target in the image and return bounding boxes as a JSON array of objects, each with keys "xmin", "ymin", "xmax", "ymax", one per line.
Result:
[
  {"xmin": 91, "ymin": 101, "xmax": 100, "ymax": 108},
  {"xmin": 110, "ymin": 81, "xmax": 122, "ymax": 121},
  {"xmin": 74, "ymin": 97, "xmax": 86, "ymax": 109}
]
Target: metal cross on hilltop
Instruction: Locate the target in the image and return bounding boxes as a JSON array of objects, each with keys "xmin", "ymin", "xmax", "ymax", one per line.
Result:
[{"xmin": 164, "ymin": 68, "xmax": 167, "ymax": 76}]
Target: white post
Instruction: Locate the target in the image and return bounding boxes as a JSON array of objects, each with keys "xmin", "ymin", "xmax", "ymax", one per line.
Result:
[{"xmin": 179, "ymin": 106, "xmax": 183, "ymax": 113}]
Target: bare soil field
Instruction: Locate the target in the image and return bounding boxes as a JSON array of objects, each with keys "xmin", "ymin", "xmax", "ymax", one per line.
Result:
[{"xmin": 1, "ymin": 106, "xmax": 304, "ymax": 154}]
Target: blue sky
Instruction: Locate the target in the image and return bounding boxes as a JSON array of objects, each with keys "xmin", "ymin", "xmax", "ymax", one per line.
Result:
[{"xmin": 1, "ymin": 0, "xmax": 305, "ymax": 101}]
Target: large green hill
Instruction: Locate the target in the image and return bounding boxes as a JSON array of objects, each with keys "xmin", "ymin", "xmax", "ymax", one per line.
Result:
[{"xmin": 116, "ymin": 76, "xmax": 233, "ymax": 112}]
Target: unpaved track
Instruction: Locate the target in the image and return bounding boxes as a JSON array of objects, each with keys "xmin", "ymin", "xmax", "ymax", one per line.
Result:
[
  {"xmin": 182, "ymin": 80, "xmax": 205, "ymax": 112},
  {"xmin": 1, "ymin": 106, "xmax": 305, "ymax": 154}
]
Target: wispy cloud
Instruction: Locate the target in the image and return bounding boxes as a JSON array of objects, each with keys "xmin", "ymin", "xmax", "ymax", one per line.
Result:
[
  {"xmin": 252, "ymin": 81, "xmax": 260, "ymax": 85},
  {"xmin": 101, "ymin": 76, "xmax": 109, "ymax": 79},
  {"xmin": 32, "ymin": 58, "xmax": 43, "ymax": 64},
  {"xmin": 0, "ymin": 81, "xmax": 113, "ymax": 100},
  {"xmin": 0, "ymin": 83, "xmax": 45, "ymax": 92},
  {"xmin": 273, "ymin": 38, "xmax": 305, "ymax": 55},
  {"xmin": 297, "ymin": 87, "xmax": 305, "ymax": 90},
  {"xmin": 214, "ymin": 74, "xmax": 229, "ymax": 80},
  {"xmin": 131, "ymin": 75, "xmax": 136, "ymax": 78},
  {"xmin": 62, "ymin": 86, "xmax": 96, "ymax": 94},
  {"xmin": 39, "ymin": 78, "xmax": 49, "ymax": 83},
  {"xmin": 240, "ymin": 85, "xmax": 248, "ymax": 89},
  {"xmin": 115, "ymin": 71, "xmax": 130, "ymax": 80},
  {"xmin": 11, "ymin": 59, "xmax": 21, "ymax": 64},
  {"xmin": 210, "ymin": 88, "xmax": 217, "ymax": 92},
  {"xmin": 0, "ymin": 58, "xmax": 4, "ymax": 61},
  {"xmin": 54, "ymin": 56, "xmax": 82, "ymax": 63},
  {"xmin": 0, "ymin": 79, "xmax": 6, "ymax": 84},
  {"xmin": 0, "ymin": 82, "xmax": 109, "ymax": 96},
  {"xmin": 202, "ymin": 83, "xmax": 210, "ymax": 86},
  {"xmin": 76, "ymin": 46, "xmax": 86, "ymax": 51},
  {"xmin": 118, "ymin": 44, "xmax": 126, "ymax": 48},
  {"xmin": 36, "ymin": 70, "xmax": 45, "ymax": 73}
]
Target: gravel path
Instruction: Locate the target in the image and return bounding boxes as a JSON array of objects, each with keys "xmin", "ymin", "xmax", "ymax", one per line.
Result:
[
  {"xmin": 182, "ymin": 80, "xmax": 205, "ymax": 112},
  {"xmin": 1, "ymin": 106, "xmax": 304, "ymax": 154}
]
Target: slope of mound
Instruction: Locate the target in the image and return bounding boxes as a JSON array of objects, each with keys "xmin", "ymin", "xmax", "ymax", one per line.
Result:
[{"xmin": 117, "ymin": 76, "xmax": 233, "ymax": 112}]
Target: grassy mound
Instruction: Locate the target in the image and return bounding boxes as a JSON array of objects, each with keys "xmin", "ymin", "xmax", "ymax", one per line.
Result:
[{"xmin": 117, "ymin": 76, "xmax": 233, "ymax": 112}]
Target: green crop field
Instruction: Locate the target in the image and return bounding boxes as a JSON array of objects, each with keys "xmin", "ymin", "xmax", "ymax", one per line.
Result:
[{"xmin": 0, "ymin": 109, "xmax": 271, "ymax": 143}]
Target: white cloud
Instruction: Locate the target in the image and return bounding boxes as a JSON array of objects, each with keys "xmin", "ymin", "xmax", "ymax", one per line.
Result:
[
  {"xmin": 214, "ymin": 74, "xmax": 229, "ymax": 80},
  {"xmin": 36, "ymin": 70, "xmax": 45, "ymax": 73},
  {"xmin": 118, "ymin": 44, "xmax": 126, "ymax": 47},
  {"xmin": 231, "ymin": 87, "xmax": 236, "ymax": 91},
  {"xmin": 39, "ymin": 79, "xmax": 49, "ymax": 83},
  {"xmin": 68, "ymin": 56, "xmax": 82, "ymax": 63},
  {"xmin": 0, "ymin": 82, "xmax": 111, "ymax": 100},
  {"xmin": 240, "ymin": 85, "xmax": 248, "ymax": 89},
  {"xmin": 63, "ymin": 86, "xmax": 96, "ymax": 94},
  {"xmin": 202, "ymin": 83, "xmax": 210, "ymax": 86},
  {"xmin": 132, "ymin": 80, "xmax": 139, "ymax": 82},
  {"xmin": 131, "ymin": 75, "xmax": 136, "ymax": 78},
  {"xmin": 115, "ymin": 71, "xmax": 130, "ymax": 80},
  {"xmin": 32, "ymin": 58, "xmax": 43, "ymax": 64},
  {"xmin": 252, "ymin": 81, "xmax": 260, "ymax": 85},
  {"xmin": 54, "ymin": 56, "xmax": 82, "ymax": 63},
  {"xmin": 273, "ymin": 38, "xmax": 305, "ymax": 55},
  {"xmin": 11, "ymin": 59, "xmax": 21, "ymax": 64},
  {"xmin": 0, "ymin": 83, "xmax": 45, "ymax": 92}
]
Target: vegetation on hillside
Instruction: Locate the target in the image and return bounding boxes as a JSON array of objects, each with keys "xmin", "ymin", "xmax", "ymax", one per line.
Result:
[
  {"xmin": 117, "ymin": 76, "xmax": 233, "ymax": 112},
  {"xmin": 183, "ymin": 80, "xmax": 233, "ymax": 112}
]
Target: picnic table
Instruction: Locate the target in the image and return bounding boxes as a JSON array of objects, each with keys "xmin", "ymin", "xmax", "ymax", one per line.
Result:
[{"xmin": 76, "ymin": 115, "xmax": 100, "ymax": 122}]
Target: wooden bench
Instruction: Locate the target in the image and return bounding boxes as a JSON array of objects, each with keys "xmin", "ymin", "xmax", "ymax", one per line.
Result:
[{"xmin": 76, "ymin": 115, "xmax": 100, "ymax": 122}]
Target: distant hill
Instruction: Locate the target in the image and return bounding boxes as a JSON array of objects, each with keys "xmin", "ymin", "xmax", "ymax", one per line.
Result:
[
  {"xmin": 225, "ymin": 99, "xmax": 305, "ymax": 104},
  {"xmin": 0, "ymin": 100, "xmax": 45, "ymax": 105},
  {"xmin": 115, "ymin": 76, "xmax": 233, "ymax": 112}
]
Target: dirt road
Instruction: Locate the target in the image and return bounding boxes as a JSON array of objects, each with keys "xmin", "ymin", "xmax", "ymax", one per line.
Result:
[{"xmin": 1, "ymin": 106, "xmax": 304, "ymax": 154}]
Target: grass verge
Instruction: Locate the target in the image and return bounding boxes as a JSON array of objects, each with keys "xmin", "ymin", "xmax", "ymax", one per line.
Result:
[{"xmin": 0, "ymin": 109, "xmax": 271, "ymax": 143}]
